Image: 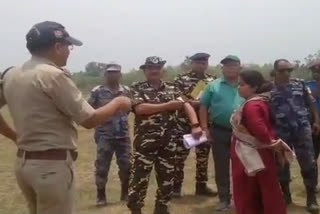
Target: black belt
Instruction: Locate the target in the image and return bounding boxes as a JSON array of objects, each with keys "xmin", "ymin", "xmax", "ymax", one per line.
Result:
[
  {"xmin": 211, "ymin": 123, "xmax": 232, "ymax": 132},
  {"xmin": 17, "ymin": 149, "xmax": 78, "ymax": 161}
]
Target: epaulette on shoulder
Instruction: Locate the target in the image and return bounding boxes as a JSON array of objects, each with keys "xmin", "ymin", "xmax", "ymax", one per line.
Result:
[
  {"xmin": 131, "ymin": 81, "xmax": 146, "ymax": 88},
  {"xmin": 91, "ymin": 85, "xmax": 102, "ymax": 92},
  {"xmin": 61, "ymin": 68, "xmax": 72, "ymax": 77}
]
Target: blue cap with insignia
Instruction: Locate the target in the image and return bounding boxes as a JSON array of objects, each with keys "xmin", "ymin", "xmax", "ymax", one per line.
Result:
[
  {"xmin": 190, "ymin": 53, "xmax": 210, "ymax": 61},
  {"xmin": 26, "ymin": 21, "xmax": 82, "ymax": 52}
]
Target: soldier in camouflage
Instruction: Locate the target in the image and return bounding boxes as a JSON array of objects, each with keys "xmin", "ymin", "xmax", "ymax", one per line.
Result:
[
  {"xmin": 173, "ymin": 52, "xmax": 216, "ymax": 197},
  {"xmin": 88, "ymin": 63, "xmax": 131, "ymax": 207},
  {"xmin": 270, "ymin": 59, "xmax": 320, "ymax": 213},
  {"xmin": 127, "ymin": 56, "xmax": 202, "ymax": 214}
]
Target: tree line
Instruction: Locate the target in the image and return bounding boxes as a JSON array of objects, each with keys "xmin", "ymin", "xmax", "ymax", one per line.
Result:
[{"xmin": 72, "ymin": 51, "xmax": 320, "ymax": 93}]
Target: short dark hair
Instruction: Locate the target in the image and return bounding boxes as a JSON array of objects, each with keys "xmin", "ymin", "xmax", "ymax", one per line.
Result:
[
  {"xmin": 274, "ymin": 59, "xmax": 289, "ymax": 70},
  {"xmin": 26, "ymin": 39, "xmax": 64, "ymax": 54},
  {"xmin": 240, "ymin": 70, "xmax": 272, "ymax": 93}
]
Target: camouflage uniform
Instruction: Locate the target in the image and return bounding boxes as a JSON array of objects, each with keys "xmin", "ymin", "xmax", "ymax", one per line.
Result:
[
  {"xmin": 88, "ymin": 85, "xmax": 131, "ymax": 191},
  {"xmin": 270, "ymin": 79, "xmax": 317, "ymax": 192},
  {"xmin": 173, "ymin": 71, "xmax": 215, "ymax": 188},
  {"xmin": 127, "ymin": 81, "xmax": 181, "ymax": 212}
]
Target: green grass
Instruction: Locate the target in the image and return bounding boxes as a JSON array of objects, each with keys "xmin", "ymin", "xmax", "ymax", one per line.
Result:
[{"xmin": 0, "ymin": 109, "xmax": 314, "ymax": 214}]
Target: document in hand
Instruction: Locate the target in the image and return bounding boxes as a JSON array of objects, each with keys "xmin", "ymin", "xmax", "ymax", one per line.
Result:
[
  {"xmin": 190, "ymin": 80, "xmax": 207, "ymax": 100},
  {"xmin": 183, "ymin": 132, "xmax": 207, "ymax": 149}
]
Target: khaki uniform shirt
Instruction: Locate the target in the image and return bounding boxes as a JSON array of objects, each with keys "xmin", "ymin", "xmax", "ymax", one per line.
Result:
[{"xmin": 0, "ymin": 56, "xmax": 95, "ymax": 151}]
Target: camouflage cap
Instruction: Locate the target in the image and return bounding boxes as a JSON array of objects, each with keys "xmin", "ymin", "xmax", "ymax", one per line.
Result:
[
  {"xmin": 105, "ymin": 63, "xmax": 121, "ymax": 72},
  {"xmin": 139, "ymin": 56, "xmax": 166, "ymax": 70}
]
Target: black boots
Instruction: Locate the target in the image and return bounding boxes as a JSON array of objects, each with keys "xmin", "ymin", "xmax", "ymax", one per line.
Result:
[
  {"xmin": 195, "ymin": 182, "xmax": 217, "ymax": 197},
  {"xmin": 121, "ymin": 180, "xmax": 129, "ymax": 201},
  {"xmin": 153, "ymin": 203, "xmax": 170, "ymax": 214},
  {"xmin": 130, "ymin": 208, "xmax": 142, "ymax": 214},
  {"xmin": 306, "ymin": 187, "xmax": 319, "ymax": 214},
  {"xmin": 96, "ymin": 188, "xmax": 107, "ymax": 207},
  {"xmin": 280, "ymin": 182, "xmax": 292, "ymax": 205},
  {"xmin": 172, "ymin": 184, "xmax": 182, "ymax": 198}
]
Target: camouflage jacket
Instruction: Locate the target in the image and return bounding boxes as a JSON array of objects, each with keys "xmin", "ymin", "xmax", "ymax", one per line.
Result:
[
  {"xmin": 270, "ymin": 78, "xmax": 315, "ymax": 130},
  {"xmin": 174, "ymin": 71, "xmax": 215, "ymax": 130},
  {"xmin": 130, "ymin": 81, "xmax": 182, "ymax": 144},
  {"xmin": 88, "ymin": 84, "xmax": 130, "ymax": 139}
]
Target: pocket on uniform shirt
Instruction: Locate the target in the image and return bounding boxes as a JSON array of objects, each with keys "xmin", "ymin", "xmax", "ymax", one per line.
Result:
[{"xmin": 64, "ymin": 156, "xmax": 74, "ymax": 190}]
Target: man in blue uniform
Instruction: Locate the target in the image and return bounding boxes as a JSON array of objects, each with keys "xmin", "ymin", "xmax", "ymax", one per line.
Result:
[
  {"xmin": 306, "ymin": 59, "xmax": 320, "ymax": 193},
  {"xmin": 270, "ymin": 59, "xmax": 320, "ymax": 213},
  {"xmin": 88, "ymin": 63, "xmax": 131, "ymax": 206}
]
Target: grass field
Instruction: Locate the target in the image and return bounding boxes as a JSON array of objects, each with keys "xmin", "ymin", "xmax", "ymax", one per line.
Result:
[{"xmin": 0, "ymin": 110, "xmax": 315, "ymax": 214}]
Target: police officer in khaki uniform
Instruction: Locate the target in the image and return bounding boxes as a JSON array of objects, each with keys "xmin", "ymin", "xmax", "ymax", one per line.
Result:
[{"xmin": 0, "ymin": 21, "xmax": 131, "ymax": 214}]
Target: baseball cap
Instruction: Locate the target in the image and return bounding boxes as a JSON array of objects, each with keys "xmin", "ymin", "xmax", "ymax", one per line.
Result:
[
  {"xmin": 308, "ymin": 59, "xmax": 320, "ymax": 70},
  {"xmin": 220, "ymin": 55, "xmax": 241, "ymax": 64},
  {"xmin": 26, "ymin": 21, "xmax": 82, "ymax": 51}
]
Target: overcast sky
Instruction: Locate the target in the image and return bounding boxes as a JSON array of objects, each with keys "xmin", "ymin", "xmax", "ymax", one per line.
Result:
[{"xmin": 0, "ymin": 0, "xmax": 319, "ymax": 72}]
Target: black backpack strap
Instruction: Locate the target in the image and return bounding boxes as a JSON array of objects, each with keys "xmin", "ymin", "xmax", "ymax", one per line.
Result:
[{"xmin": 1, "ymin": 66, "xmax": 14, "ymax": 80}]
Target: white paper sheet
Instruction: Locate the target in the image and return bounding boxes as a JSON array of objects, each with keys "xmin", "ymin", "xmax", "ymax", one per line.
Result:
[{"xmin": 183, "ymin": 132, "xmax": 207, "ymax": 149}]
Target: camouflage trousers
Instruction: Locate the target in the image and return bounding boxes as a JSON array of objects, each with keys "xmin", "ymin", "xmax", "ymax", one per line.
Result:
[
  {"xmin": 94, "ymin": 134, "xmax": 131, "ymax": 189},
  {"xmin": 277, "ymin": 124, "xmax": 318, "ymax": 188},
  {"xmin": 174, "ymin": 127, "xmax": 210, "ymax": 187},
  {"xmin": 127, "ymin": 135, "xmax": 176, "ymax": 210}
]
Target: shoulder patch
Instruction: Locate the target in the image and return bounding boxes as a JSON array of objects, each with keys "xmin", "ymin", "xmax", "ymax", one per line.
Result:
[
  {"xmin": 123, "ymin": 85, "xmax": 130, "ymax": 91},
  {"xmin": 91, "ymin": 85, "xmax": 102, "ymax": 92}
]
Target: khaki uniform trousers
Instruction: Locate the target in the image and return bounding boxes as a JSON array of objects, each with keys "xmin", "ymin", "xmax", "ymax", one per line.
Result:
[{"xmin": 15, "ymin": 151, "xmax": 74, "ymax": 214}]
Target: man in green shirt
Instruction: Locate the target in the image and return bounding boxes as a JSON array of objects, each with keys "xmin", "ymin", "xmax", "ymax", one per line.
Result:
[{"xmin": 199, "ymin": 55, "xmax": 243, "ymax": 211}]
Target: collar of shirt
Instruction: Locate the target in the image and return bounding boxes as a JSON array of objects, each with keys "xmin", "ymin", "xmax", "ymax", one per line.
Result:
[
  {"xmin": 146, "ymin": 80, "xmax": 166, "ymax": 90},
  {"xmin": 30, "ymin": 55, "xmax": 57, "ymax": 67},
  {"xmin": 221, "ymin": 77, "xmax": 238, "ymax": 87},
  {"xmin": 189, "ymin": 70, "xmax": 211, "ymax": 79},
  {"xmin": 102, "ymin": 84, "xmax": 125, "ymax": 93}
]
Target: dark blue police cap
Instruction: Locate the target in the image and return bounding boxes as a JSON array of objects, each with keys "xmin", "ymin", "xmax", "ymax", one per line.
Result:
[
  {"xmin": 190, "ymin": 53, "xmax": 210, "ymax": 61},
  {"xmin": 26, "ymin": 21, "xmax": 82, "ymax": 51}
]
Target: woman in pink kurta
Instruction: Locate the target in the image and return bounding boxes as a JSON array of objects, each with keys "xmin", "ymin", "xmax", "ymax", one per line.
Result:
[{"xmin": 231, "ymin": 70, "xmax": 287, "ymax": 214}]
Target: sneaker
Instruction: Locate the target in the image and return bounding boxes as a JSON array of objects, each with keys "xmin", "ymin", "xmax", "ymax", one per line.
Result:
[{"xmin": 215, "ymin": 201, "xmax": 230, "ymax": 211}]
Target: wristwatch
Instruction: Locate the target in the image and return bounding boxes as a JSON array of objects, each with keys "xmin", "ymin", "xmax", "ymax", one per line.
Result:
[{"xmin": 191, "ymin": 123, "xmax": 200, "ymax": 128}]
